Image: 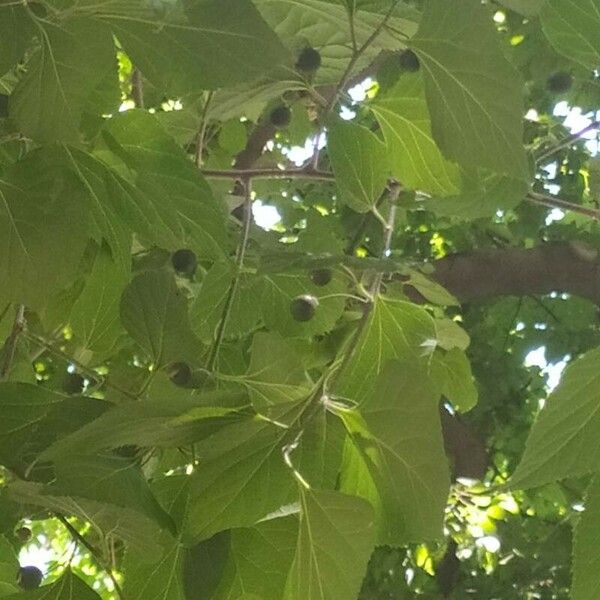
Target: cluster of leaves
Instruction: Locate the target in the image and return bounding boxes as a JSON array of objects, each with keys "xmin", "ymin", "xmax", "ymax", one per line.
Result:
[{"xmin": 0, "ymin": 0, "xmax": 599, "ymax": 599}]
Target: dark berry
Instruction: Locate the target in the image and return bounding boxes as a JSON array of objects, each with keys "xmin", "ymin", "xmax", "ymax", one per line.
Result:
[
  {"xmin": 398, "ymin": 49, "xmax": 420, "ymax": 73},
  {"xmin": 310, "ymin": 268, "xmax": 332, "ymax": 287},
  {"xmin": 18, "ymin": 566, "xmax": 43, "ymax": 590},
  {"xmin": 171, "ymin": 249, "xmax": 197, "ymax": 277},
  {"xmin": 169, "ymin": 362, "xmax": 192, "ymax": 387},
  {"xmin": 15, "ymin": 527, "xmax": 32, "ymax": 544},
  {"xmin": 290, "ymin": 294, "xmax": 319, "ymax": 322},
  {"xmin": 62, "ymin": 372, "xmax": 85, "ymax": 395},
  {"xmin": 296, "ymin": 47, "xmax": 322, "ymax": 74},
  {"xmin": 547, "ymin": 71, "xmax": 573, "ymax": 94},
  {"xmin": 269, "ymin": 105, "xmax": 292, "ymax": 128}
]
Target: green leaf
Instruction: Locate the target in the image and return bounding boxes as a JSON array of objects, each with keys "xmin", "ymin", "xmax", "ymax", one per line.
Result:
[
  {"xmin": 328, "ymin": 121, "xmax": 389, "ymax": 213},
  {"xmin": 245, "ymin": 332, "xmax": 312, "ymax": 409},
  {"xmin": 371, "ymin": 72, "xmax": 460, "ymax": 196},
  {"xmin": 0, "ymin": 382, "xmax": 107, "ymax": 477},
  {"xmin": 335, "ymin": 296, "xmax": 437, "ymax": 404},
  {"xmin": 432, "ymin": 348, "xmax": 478, "ymax": 412},
  {"xmin": 120, "ymin": 269, "xmax": 204, "ymax": 368},
  {"xmin": 124, "ymin": 537, "xmax": 187, "ymax": 600},
  {"xmin": 4, "ymin": 570, "xmax": 101, "ymax": 599},
  {"xmin": 424, "ymin": 168, "xmax": 528, "ymax": 220},
  {"xmin": 510, "ymin": 347, "xmax": 600, "ymax": 489},
  {"xmin": 190, "ymin": 262, "xmax": 261, "ymax": 343},
  {"xmin": 0, "ymin": 5, "xmax": 35, "ymax": 76},
  {"xmin": 541, "ymin": 0, "xmax": 600, "ymax": 70},
  {"xmin": 8, "ymin": 456, "xmax": 174, "ymax": 557},
  {"xmin": 102, "ymin": 111, "xmax": 228, "ymax": 259},
  {"xmin": 411, "ymin": 0, "xmax": 528, "ymax": 179},
  {"xmin": 572, "ymin": 474, "xmax": 600, "ymax": 600},
  {"xmin": 59, "ymin": 147, "xmax": 133, "ymax": 271},
  {"xmin": 10, "ymin": 18, "xmax": 117, "ymax": 143},
  {"xmin": 40, "ymin": 390, "xmax": 245, "ymax": 459},
  {"xmin": 213, "ymin": 517, "xmax": 298, "ymax": 600},
  {"xmin": 340, "ymin": 360, "xmax": 450, "ymax": 544},
  {"xmin": 184, "ymin": 415, "xmax": 297, "ymax": 543},
  {"xmin": 406, "ymin": 269, "xmax": 459, "ymax": 306},
  {"xmin": 0, "ymin": 149, "xmax": 92, "ymax": 309},
  {"xmin": 99, "ymin": 0, "xmax": 288, "ymax": 93},
  {"xmin": 283, "ymin": 488, "xmax": 375, "ymax": 600},
  {"xmin": 260, "ymin": 271, "xmax": 347, "ymax": 338},
  {"xmin": 0, "ymin": 536, "xmax": 19, "ymax": 597},
  {"xmin": 69, "ymin": 244, "xmax": 129, "ymax": 357},
  {"xmin": 434, "ymin": 318, "xmax": 470, "ymax": 351},
  {"xmin": 256, "ymin": 0, "xmax": 418, "ymax": 84}
]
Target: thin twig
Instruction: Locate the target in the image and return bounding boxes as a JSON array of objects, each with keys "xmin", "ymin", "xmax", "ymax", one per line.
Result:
[
  {"xmin": 1, "ymin": 305, "xmax": 25, "ymax": 380},
  {"xmin": 23, "ymin": 330, "xmax": 138, "ymax": 400},
  {"xmin": 326, "ymin": 0, "xmax": 400, "ymax": 113},
  {"xmin": 330, "ymin": 183, "xmax": 401, "ymax": 388},
  {"xmin": 56, "ymin": 514, "xmax": 125, "ymax": 600},
  {"xmin": 536, "ymin": 121, "xmax": 600, "ymax": 164},
  {"xmin": 201, "ymin": 168, "xmax": 335, "ymax": 181},
  {"xmin": 195, "ymin": 91, "xmax": 214, "ymax": 168},
  {"xmin": 525, "ymin": 191, "xmax": 600, "ymax": 221},
  {"xmin": 131, "ymin": 68, "xmax": 144, "ymax": 109},
  {"xmin": 206, "ymin": 178, "xmax": 253, "ymax": 371}
]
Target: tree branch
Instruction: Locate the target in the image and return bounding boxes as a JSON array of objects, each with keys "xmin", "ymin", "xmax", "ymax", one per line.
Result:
[
  {"xmin": 536, "ymin": 120, "xmax": 600, "ymax": 164},
  {"xmin": 424, "ymin": 242, "xmax": 600, "ymax": 305}
]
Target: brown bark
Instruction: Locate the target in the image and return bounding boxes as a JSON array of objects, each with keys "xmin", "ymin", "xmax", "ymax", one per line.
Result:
[{"xmin": 427, "ymin": 242, "xmax": 600, "ymax": 305}]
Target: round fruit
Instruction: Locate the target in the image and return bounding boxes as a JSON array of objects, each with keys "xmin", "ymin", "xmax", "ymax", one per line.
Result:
[
  {"xmin": 18, "ymin": 566, "xmax": 43, "ymax": 590},
  {"xmin": 171, "ymin": 249, "xmax": 198, "ymax": 276},
  {"xmin": 290, "ymin": 294, "xmax": 319, "ymax": 322},
  {"xmin": 169, "ymin": 362, "xmax": 192, "ymax": 387},
  {"xmin": 398, "ymin": 49, "xmax": 420, "ymax": 72},
  {"xmin": 310, "ymin": 268, "xmax": 332, "ymax": 287},
  {"xmin": 269, "ymin": 105, "xmax": 292, "ymax": 128},
  {"xmin": 62, "ymin": 372, "xmax": 85, "ymax": 395},
  {"xmin": 15, "ymin": 527, "xmax": 32, "ymax": 544},
  {"xmin": 296, "ymin": 47, "xmax": 322, "ymax": 74},
  {"xmin": 547, "ymin": 71, "xmax": 573, "ymax": 94}
]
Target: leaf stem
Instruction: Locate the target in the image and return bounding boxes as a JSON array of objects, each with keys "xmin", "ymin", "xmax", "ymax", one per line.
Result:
[
  {"xmin": 202, "ymin": 168, "xmax": 335, "ymax": 181},
  {"xmin": 1, "ymin": 304, "xmax": 25, "ymax": 380},
  {"xmin": 195, "ymin": 91, "xmax": 214, "ymax": 168},
  {"xmin": 535, "ymin": 121, "xmax": 600, "ymax": 164},
  {"xmin": 56, "ymin": 514, "xmax": 126, "ymax": 600},
  {"xmin": 326, "ymin": 0, "xmax": 400, "ymax": 114},
  {"xmin": 206, "ymin": 178, "xmax": 253, "ymax": 371},
  {"xmin": 525, "ymin": 191, "xmax": 600, "ymax": 221}
]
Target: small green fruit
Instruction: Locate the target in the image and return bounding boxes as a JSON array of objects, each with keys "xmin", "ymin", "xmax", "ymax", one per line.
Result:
[
  {"xmin": 171, "ymin": 249, "xmax": 198, "ymax": 277},
  {"xmin": 296, "ymin": 47, "xmax": 322, "ymax": 74},
  {"xmin": 290, "ymin": 294, "xmax": 319, "ymax": 322},
  {"xmin": 547, "ymin": 71, "xmax": 573, "ymax": 94},
  {"xmin": 398, "ymin": 49, "xmax": 420, "ymax": 72},
  {"xmin": 310, "ymin": 268, "xmax": 332, "ymax": 287},
  {"xmin": 18, "ymin": 566, "xmax": 43, "ymax": 590},
  {"xmin": 15, "ymin": 527, "xmax": 32, "ymax": 544},
  {"xmin": 269, "ymin": 105, "xmax": 292, "ymax": 128}
]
